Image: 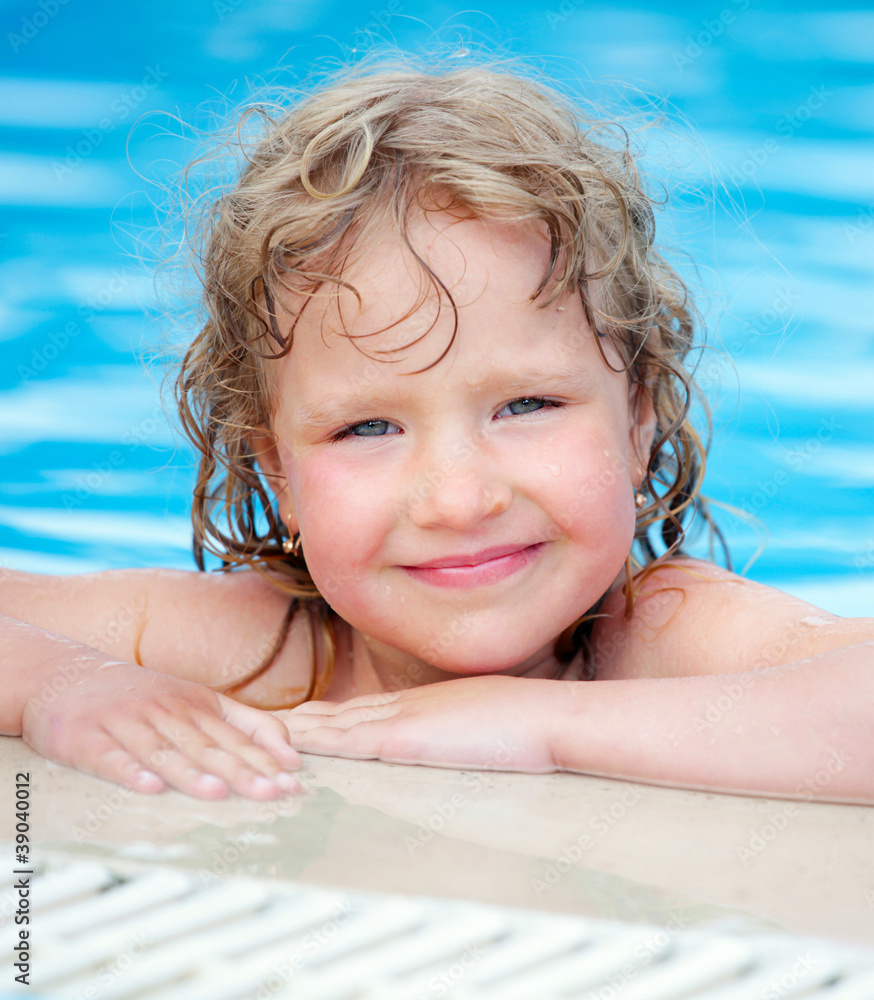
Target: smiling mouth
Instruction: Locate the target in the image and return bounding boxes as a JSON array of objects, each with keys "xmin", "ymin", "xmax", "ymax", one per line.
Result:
[{"xmin": 399, "ymin": 543, "xmax": 544, "ymax": 589}]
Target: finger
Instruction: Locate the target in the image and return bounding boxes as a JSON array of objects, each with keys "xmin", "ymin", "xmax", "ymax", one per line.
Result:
[
  {"xmin": 197, "ymin": 713, "xmax": 302, "ymax": 792},
  {"xmin": 289, "ymin": 722, "xmax": 384, "ymax": 760},
  {"xmin": 280, "ymin": 699, "xmax": 342, "ymax": 717},
  {"xmin": 143, "ymin": 706, "xmax": 302, "ymax": 798},
  {"xmin": 218, "ymin": 696, "xmax": 302, "ymax": 769},
  {"xmin": 284, "ymin": 701, "xmax": 401, "ymax": 735},
  {"xmin": 286, "ymin": 691, "xmax": 402, "ymax": 717},
  {"xmin": 106, "ymin": 714, "xmax": 283, "ymax": 800},
  {"xmin": 69, "ymin": 728, "xmax": 167, "ymax": 794},
  {"xmin": 187, "ymin": 742, "xmax": 302, "ymax": 798},
  {"xmin": 104, "ymin": 715, "xmax": 233, "ymax": 799},
  {"xmin": 152, "ymin": 720, "xmax": 301, "ymax": 799}
]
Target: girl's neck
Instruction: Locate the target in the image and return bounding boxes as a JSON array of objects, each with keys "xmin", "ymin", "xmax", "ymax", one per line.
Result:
[{"xmin": 326, "ymin": 619, "xmax": 581, "ymax": 701}]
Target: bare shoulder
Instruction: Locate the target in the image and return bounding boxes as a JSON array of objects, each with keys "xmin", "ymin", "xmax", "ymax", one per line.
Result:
[
  {"xmin": 136, "ymin": 568, "xmax": 298, "ymax": 686},
  {"xmin": 1, "ymin": 566, "xmax": 301, "ymax": 691},
  {"xmin": 591, "ymin": 558, "xmax": 874, "ymax": 680}
]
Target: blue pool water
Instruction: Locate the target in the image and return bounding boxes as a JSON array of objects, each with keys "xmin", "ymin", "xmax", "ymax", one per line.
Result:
[{"xmin": 2, "ymin": 0, "xmax": 873, "ymax": 615}]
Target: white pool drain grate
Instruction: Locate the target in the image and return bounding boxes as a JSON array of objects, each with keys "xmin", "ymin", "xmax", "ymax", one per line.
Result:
[{"xmin": 2, "ymin": 862, "xmax": 874, "ymax": 999}]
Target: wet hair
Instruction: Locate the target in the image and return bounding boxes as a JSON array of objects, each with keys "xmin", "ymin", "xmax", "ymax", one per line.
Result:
[{"xmin": 175, "ymin": 57, "xmax": 726, "ymax": 703}]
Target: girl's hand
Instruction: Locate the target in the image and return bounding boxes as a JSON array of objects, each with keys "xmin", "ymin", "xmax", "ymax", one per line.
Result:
[
  {"xmin": 22, "ymin": 660, "xmax": 302, "ymax": 799},
  {"xmin": 280, "ymin": 675, "xmax": 563, "ymax": 773}
]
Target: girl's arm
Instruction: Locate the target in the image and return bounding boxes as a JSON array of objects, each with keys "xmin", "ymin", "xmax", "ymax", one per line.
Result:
[
  {"xmin": 282, "ymin": 561, "xmax": 874, "ymax": 803},
  {"xmin": 1, "ymin": 569, "xmax": 303, "ymax": 798},
  {"xmin": 551, "ymin": 642, "xmax": 872, "ymax": 801},
  {"xmin": 282, "ymin": 643, "xmax": 874, "ymax": 803}
]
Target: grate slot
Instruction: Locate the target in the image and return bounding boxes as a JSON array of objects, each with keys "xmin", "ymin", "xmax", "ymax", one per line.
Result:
[
  {"xmin": 615, "ymin": 935, "xmax": 757, "ymax": 999},
  {"xmin": 812, "ymin": 969, "xmax": 874, "ymax": 1000},
  {"xmin": 432, "ymin": 918, "xmax": 596, "ymax": 987},
  {"xmin": 139, "ymin": 897, "xmax": 429, "ymax": 1000},
  {"xmin": 33, "ymin": 880, "xmax": 271, "ymax": 988},
  {"xmin": 26, "ymin": 869, "xmax": 192, "ymax": 941},
  {"xmin": 287, "ymin": 907, "xmax": 511, "ymax": 1000},
  {"xmin": 679, "ymin": 948, "xmax": 855, "ymax": 999},
  {"xmin": 1, "ymin": 862, "xmax": 114, "ymax": 925},
  {"xmin": 474, "ymin": 927, "xmax": 672, "ymax": 998},
  {"xmin": 69, "ymin": 892, "xmax": 356, "ymax": 1000}
]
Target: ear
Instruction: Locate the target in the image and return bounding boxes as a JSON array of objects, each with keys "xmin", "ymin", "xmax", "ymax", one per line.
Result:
[{"xmin": 248, "ymin": 427, "xmax": 297, "ymax": 531}]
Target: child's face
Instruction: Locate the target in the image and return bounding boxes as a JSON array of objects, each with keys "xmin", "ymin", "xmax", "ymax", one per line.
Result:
[{"xmin": 260, "ymin": 210, "xmax": 651, "ymax": 676}]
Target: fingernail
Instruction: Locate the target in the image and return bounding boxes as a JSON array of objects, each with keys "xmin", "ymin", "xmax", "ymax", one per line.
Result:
[
  {"xmin": 251, "ymin": 775, "xmax": 277, "ymax": 794},
  {"xmin": 276, "ymin": 771, "xmax": 302, "ymax": 792},
  {"xmin": 136, "ymin": 769, "xmax": 160, "ymax": 783},
  {"xmin": 197, "ymin": 773, "xmax": 226, "ymax": 792}
]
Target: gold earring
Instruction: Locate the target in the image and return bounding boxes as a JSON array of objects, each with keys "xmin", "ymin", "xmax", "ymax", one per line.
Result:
[{"xmin": 282, "ymin": 530, "xmax": 302, "ymax": 557}]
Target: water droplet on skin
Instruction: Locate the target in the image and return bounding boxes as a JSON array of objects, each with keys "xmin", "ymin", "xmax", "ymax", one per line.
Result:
[
  {"xmin": 545, "ymin": 463, "xmax": 562, "ymax": 477},
  {"xmin": 399, "ymin": 595, "xmax": 406, "ymax": 604}
]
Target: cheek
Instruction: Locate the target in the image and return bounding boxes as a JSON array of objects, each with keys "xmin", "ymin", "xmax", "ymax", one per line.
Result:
[
  {"xmin": 552, "ymin": 429, "xmax": 637, "ymax": 555},
  {"xmin": 286, "ymin": 452, "xmax": 394, "ymax": 599}
]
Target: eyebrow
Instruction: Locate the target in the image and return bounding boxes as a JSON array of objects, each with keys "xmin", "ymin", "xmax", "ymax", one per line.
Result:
[{"xmin": 295, "ymin": 367, "xmax": 598, "ymax": 427}]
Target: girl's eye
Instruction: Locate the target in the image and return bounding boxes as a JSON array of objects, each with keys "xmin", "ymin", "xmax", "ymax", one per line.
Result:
[
  {"xmin": 333, "ymin": 418, "xmax": 400, "ymax": 440},
  {"xmin": 332, "ymin": 398, "xmax": 563, "ymax": 440},
  {"xmin": 496, "ymin": 396, "xmax": 562, "ymax": 418}
]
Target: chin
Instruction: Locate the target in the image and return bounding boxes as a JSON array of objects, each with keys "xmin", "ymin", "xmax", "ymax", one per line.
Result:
[{"xmin": 417, "ymin": 637, "xmax": 549, "ymax": 677}]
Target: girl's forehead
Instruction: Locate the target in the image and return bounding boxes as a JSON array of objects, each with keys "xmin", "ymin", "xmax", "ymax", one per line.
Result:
[
  {"xmin": 280, "ymin": 212, "xmax": 560, "ymax": 358},
  {"xmin": 268, "ymin": 212, "xmax": 630, "ymax": 426},
  {"xmin": 350, "ymin": 212, "xmax": 550, "ymax": 313}
]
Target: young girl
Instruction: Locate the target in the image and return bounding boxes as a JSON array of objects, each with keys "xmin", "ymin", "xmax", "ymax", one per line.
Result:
[{"xmin": 4, "ymin": 62, "xmax": 873, "ymax": 805}]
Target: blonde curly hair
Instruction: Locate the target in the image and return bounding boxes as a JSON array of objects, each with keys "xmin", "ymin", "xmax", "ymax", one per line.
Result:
[{"xmin": 174, "ymin": 58, "xmax": 725, "ymax": 701}]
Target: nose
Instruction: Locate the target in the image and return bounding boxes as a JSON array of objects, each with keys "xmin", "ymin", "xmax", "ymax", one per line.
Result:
[{"xmin": 403, "ymin": 445, "xmax": 511, "ymax": 531}]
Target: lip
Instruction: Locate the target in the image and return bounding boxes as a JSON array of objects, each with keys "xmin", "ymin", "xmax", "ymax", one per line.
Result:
[
  {"xmin": 409, "ymin": 543, "xmax": 539, "ymax": 569},
  {"xmin": 399, "ymin": 542, "xmax": 544, "ymax": 589}
]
